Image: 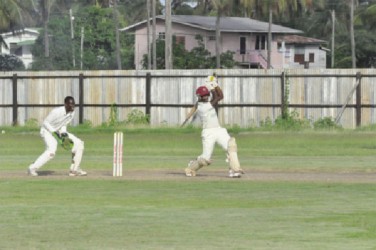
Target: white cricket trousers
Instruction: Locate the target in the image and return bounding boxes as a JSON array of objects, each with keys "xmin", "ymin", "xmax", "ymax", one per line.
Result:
[
  {"xmin": 199, "ymin": 127, "xmax": 230, "ymax": 161},
  {"xmin": 29, "ymin": 128, "xmax": 84, "ymax": 171}
]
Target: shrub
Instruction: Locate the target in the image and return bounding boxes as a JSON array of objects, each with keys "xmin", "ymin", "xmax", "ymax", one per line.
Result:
[
  {"xmin": 0, "ymin": 54, "xmax": 25, "ymax": 71},
  {"xmin": 125, "ymin": 109, "xmax": 150, "ymax": 125},
  {"xmin": 313, "ymin": 117, "xmax": 342, "ymax": 130}
]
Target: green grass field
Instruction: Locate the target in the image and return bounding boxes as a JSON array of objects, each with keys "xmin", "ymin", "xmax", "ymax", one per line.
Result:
[{"xmin": 1, "ymin": 128, "xmax": 376, "ymax": 249}]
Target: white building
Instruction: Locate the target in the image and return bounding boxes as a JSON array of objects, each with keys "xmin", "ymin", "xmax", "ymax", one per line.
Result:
[{"xmin": 0, "ymin": 28, "xmax": 39, "ymax": 69}]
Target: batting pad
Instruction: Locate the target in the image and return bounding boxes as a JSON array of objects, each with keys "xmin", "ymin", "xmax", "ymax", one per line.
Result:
[{"xmin": 228, "ymin": 137, "xmax": 242, "ymax": 172}]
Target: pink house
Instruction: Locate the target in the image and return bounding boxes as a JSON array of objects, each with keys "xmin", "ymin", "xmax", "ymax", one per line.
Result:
[{"xmin": 120, "ymin": 15, "xmax": 327, "ymax": 70}]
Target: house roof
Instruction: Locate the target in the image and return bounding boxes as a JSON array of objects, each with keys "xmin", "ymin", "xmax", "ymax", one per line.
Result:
[
  {"xmin": 120, "ymin": 15, "xmax": 303, "ymax": 34},
  {"xmin": 277, "ymin": 35, "xmax": 327, "ymax": 44},
  {"xmin": 0, "ymin": 28, "xmax": 39, "ymax": 37}
]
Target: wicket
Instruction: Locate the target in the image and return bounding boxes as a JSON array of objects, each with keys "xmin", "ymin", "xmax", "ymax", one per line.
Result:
[{"xmin": 113, "ymin": 131, "xmax": 123, "ymax": 176}]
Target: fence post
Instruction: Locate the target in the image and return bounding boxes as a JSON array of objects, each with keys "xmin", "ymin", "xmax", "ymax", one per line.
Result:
[
  {"xmin": 281, "ymin": 71, "xmax": 286, "ymax": 118},
  {"xmin": 79, "ymin": 73, "xmax": 84, "ymax": 124},
  {"xmin": 356, "ymin": 72, "xmax": 362, "ymax": 127},
  {"xmin": 12, "ymin": 74, "xmax": 18, "ymax": 126},
  {"xmin": 145, "ymin": 72, "xmax": 151, "ymax": 119}
]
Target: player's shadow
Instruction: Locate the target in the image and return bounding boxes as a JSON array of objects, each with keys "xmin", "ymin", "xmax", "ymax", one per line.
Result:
[{"xmin": 36, "ymin": 170, "xmax": 55, "ymax": 176}]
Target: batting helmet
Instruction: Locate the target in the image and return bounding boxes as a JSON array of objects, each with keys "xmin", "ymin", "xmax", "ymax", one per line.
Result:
[{"xmin": 196, "ymin": 86, "xmax": 210, "ymax": 97}]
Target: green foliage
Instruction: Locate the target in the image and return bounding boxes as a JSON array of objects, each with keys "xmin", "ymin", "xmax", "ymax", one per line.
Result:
[
  {"xmin": 260, "ymin": 110, "xmax": 311, "ymax": 131},
  {"xmin": 31, "ymin": 15, "xmax": 73, "ymax": 70},
  {"xmin": 282, "ymin": 76, "xmax": 290, "ymax": 119},
  {"xmin": 313, "ymin": 117, "xmax": 343, "ymax": 131},
  {"xmin": 24, "ymin": 118, "xmax": 39, "ymax": 128},
  {"xmin": 79, "ymin": 119, "xmax": 93, "ymax": 129},
  {"xmin": 31, "ymin": 5, "xmax": 135, "ymax": 70},
  {"xmin": 142, "ymin": 35, "xmax": 235, "ymax": 69},
  {"xmin": 108, "ymin": 103, "xmax": 119, "ymax": 127},
  {"xmin": 0, "ymin": 54, "xmax": 25, "ymax": 71},
  {"xmin": 274, "ymin": 110, "xmax": 311, "ymax": 131},
  {"xmin": 125, "ymin": 109, "xmax": 150, "ymax": 125}
]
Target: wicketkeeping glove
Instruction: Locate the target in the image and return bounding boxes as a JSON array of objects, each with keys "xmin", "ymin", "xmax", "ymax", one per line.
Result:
[{"xmin": 53, "ymin": 132, "xmax": 74, "ymax": 150}]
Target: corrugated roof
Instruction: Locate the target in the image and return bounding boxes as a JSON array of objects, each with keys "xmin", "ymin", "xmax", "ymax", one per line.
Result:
[
  {"xmin": 17, "ymin": 40, "xmax": 36, "ymax": 46},
  {"xmin": 277, "ymin": 35, "xmax": 327, "ymax": 44},
  {"xmin": 120, "ymin": 15, "xmax": 303, "ymax": 34}
]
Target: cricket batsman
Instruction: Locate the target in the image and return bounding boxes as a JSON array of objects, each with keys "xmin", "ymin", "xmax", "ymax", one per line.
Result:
[
  {"xmin": 27, "ymin": 96, "xmax": 86, "ymax": 177},
  {"xmin": 184, "ymin": 85, "xmax": 244, "ymax": 178}
]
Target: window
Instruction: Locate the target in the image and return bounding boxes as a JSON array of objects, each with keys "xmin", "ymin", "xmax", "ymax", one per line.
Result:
[
  {"xmin": 158, "ymin": 32, "xmax": 165, "ymax": 40},
  {"xmin": 10, "ymin": 43, "xmax": 22, "ymax": 56},
  {"xmin": 277, "ymin": 42, "xmax": 282, "ymax": 50},
  {"xmin": 294, "ymin": 54, "xmax": 305, "ymax": 64},
  {"xmin": 309, "ymin": 53, "xmax": 314, "ymax": 63},
  {"xmin": 175, "ymin": 36, "xmax": 185, "ymax": 47},
  {"xmin": 255, "ymin": 35, "xmax": 267, "ymax": 50},
  {"xmin": 209, "ymin": 36, "xmax": 216, "ymax": 41},
  {"xmin": 240, "ymin": 37, "xmax": 246, "ymax": 55}
]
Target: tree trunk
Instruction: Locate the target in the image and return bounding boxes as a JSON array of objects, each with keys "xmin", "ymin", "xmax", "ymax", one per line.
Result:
[
  {"xmin": 267, "ymin": 8, "xmax": 272, "ymax": 69},
  {"xmin": 152, "ymin": 0, "xmax": 157, "ymax": 69},
  {"xmin": 215, "ymin": 12, "xmax": 221, "ymax": 69},
  {"xmin": 165, "ymin": 0, "xmax": 172, "ymax": 69},
  {"xmin": 44, "ymin": 20, "xmax": 49, "ymax": 57},
  {"xmin": 113, "ymin": 0, "xmax": 122, "ymax": 69},
  {"xmin": 331, "ymin": 9, "xmax": 335, "ymax": 68},
  {"xmin": 350, "ymin": 0, "xmax": 356, "ymax": 68},
  {"xmin": 147, "ymin": 0, "xmax": 151, "ymax": 69}
]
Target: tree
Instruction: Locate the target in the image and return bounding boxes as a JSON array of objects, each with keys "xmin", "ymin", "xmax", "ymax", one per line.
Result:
[
  {"xmin": 142, "ymin": 35, "xmax": 235, "ymax": 69},
  {"xmin": 240, "ymin": 0, "xmax": 320, "ymax": 68},
  {"xmin": 0, "ymin": 53, "xmax": 25, "ymax": 70},
  {"xmin": 0, "ymin": 0, "xmax": 36, "ymax": 32},
  {"xmin": 31, "ymin": 5, "xmax": 135, "ymax": 70},
  {"xmin": 212, "ymin": 0, "xmax": 233, "ymax": 68}
]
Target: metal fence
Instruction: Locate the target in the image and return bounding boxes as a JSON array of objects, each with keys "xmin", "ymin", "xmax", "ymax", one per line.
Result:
[{"xmin": 1, "ymin": 69, "xmax": 376, "ymax": 128}]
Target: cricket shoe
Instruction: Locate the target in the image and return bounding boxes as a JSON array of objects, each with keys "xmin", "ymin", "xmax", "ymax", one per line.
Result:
[
  {"xmin": 27, "ymin": 167, "xmax": 38, "ymax": 177},
  {"xmin": 69, "ymin": 168, "xmax": 87, "ymax": 177},
  {"xmin": 228, "ymin": 169, "xmax": 242, "ymax": 178},
  {"xmin": 185, "ymin": 167, "xmax": 196, "ymax": 177}
]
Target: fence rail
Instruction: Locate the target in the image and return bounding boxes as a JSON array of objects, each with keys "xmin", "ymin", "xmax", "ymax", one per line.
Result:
[{"xmin": 1, "ymin": 69, "xmax": 376, "ymax": 128}]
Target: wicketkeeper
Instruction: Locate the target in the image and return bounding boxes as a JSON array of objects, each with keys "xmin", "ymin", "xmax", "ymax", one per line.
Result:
[
  {"xmin": 184, "ymin": 85, "xmax": 244, "ymax": 178},
  {"xmin": 28, "ymin": 96, "xmax": 86, "ymax": 177}
]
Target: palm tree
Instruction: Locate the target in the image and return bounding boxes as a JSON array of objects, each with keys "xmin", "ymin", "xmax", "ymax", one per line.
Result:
[
  {"xmin": 0, "ymin": 0, "xmax": 37, "ymax": 53},
  {"xmin": 240, "ymin": 0, "xmax": 320, "ymax": 68},
  {"xmin": 212, "ymin": 0, "xmax": 233, "ymax": 68},
  {"xmin": 39, "ymin": 0, "xmax": 56, "ymax": 57},
  {"xmin": 0, "ymin": 0, "xmax": 36, "ymax": 32}
]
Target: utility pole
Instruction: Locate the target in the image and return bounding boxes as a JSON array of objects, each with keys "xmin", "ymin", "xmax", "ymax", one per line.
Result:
[
  {"xmin": 147, "ymin": 0, "xmax": 151, "ymax": 69},
  {"xmin": 152, "ymin": 0, "xmax": 157, "ymax": 69},
  {"xmin": 80, "ymin": 27, "xmax": 84, "ymax": 70},
  {"xmin": 331, "ymin": 9, "xmax": 335, "ymax": 68},
  {"xmin": 70, "ymin": 9, "xmax": 76, "ymax": 68},
  {"xmin": 165, "ymin": 0, "xmax": 172, "ymax": 69}
]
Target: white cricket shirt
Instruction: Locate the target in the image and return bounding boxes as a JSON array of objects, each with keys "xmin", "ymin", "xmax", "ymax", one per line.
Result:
[
  {"xmin": 42, "ymin": 106, "xmax": 75, "ymax": 133},
  {"xmin": 197, "ymin": 102, "xmax": 220, "ymax": 129}
]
